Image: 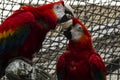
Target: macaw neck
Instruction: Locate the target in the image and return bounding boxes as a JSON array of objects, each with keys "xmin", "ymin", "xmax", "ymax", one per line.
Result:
[
  {"xmin": 34, "ymin": 7, "xmax": 58, "ymax": 30},
  {"xmin": 66, "ymin": 38, "xmax": 93, "ymax": 53},
  {"xmin": 64, "ymin": 40, "xmax": 95, "ymax": 62},
  {"xmin": 32, "ymin": 11, "xmax": 58, "ymax": 30}
]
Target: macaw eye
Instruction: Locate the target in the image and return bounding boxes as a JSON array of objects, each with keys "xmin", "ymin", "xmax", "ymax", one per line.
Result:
[
  {"xmin": 54, "ymin": 4, "xmax": 63, "ymax": 10},
  {"xmin": 77, "ymin": 27, "xmax": 82, "ymax": 31},
  {"xmin": 56, "ymin": 5, "xmax": 60, "ymax": 9},
  {"xmin": 74, "ymin": 24, "xmax": 83, "ymax": 32},
  {"xmin": 55, "ymin": 5, "xmax": 59, "ymax": 9}
]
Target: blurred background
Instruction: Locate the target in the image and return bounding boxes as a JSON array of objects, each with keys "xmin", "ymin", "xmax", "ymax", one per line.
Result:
[{"xmin": 0, "ymin": 0, "xmax": 120, "ymax": 80}]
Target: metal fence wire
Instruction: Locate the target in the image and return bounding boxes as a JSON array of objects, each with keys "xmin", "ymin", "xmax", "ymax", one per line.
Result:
[{"xmin": 0, "ymin": 0, "xmax": 120, "ymax": 80}]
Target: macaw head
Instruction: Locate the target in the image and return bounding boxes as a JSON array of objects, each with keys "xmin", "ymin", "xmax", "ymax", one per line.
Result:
[
  {"xmin": 39, "ymin": 0, "xmax": 74, "ymax": 23},
  {"xmin": 35, "ymin": 0, "xmax": 74, "ymax": 29},
  {"xmin": 40, "ymin": 1, "xmax": 74, "ymax": 29},
  {"xmin": 63, "ymin": 18, "xmax": 92, "ymax": 49}
]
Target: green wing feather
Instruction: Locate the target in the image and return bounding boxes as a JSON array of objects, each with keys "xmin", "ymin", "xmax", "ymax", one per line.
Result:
[
  {"xmin": 0, "ymin": 25, "xmax": 31, "ymax": 56},
  {"xmin": 0, "ymin": 11, "xmax": 35, "ymax": 56}
]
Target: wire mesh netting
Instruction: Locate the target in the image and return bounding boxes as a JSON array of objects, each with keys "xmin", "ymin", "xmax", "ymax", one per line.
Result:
[{"xmin": 0, "ymin": 0, "xmax": 120, "ymax": 80}]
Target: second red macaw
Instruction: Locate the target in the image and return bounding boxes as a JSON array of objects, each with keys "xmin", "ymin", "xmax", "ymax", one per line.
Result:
[{"xmin": 56, "ymin": 18, "xmax": 107, "ymax": 80}]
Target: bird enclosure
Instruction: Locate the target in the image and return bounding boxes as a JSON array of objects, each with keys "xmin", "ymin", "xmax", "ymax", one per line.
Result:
[{"xmin": 0, "ymin": 0, "xmax": 120, "ymax": 80}]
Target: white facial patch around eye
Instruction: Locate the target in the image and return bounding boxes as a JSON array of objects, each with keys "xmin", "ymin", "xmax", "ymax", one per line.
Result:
[
  {"xmin": 53, "ymin": 4, "xmax": 65, "ymax": 19},
  {"xmin": 70, "ymin": 24, "xmax": 83, "ymax": 40}
]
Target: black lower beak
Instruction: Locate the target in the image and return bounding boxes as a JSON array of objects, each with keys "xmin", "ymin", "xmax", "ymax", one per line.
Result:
[
  {"xmin": 59, "ymin": 15, "xmax": 70, "ymax": 23},
  {"xmin": 63, "ymin": 30, "xmax": 72, "ymax": 40}
]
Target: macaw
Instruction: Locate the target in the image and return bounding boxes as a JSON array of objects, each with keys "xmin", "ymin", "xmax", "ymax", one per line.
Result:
[
  {"xmin": 56, "ymin": 18, "xmax": 107, "ymax": 80},
  {"xmin": 0, "ymin": 0, "xmax": 73, "ymax": 77}
]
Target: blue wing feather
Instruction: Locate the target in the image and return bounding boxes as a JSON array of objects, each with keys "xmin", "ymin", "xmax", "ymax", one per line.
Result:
[
  {"xmin": 0, "ymin": 11, "xmax": 35, "ymax": 57},
  {"xmin": 0, "ymin": 25, "xmax": 31, "ymax": 56},
  {"xmin": 57, "ymin": 72, "xmax": 63, "ymax": 80}
]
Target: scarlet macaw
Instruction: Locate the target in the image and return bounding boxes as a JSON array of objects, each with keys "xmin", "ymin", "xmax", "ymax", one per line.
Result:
[
  {"xmin": 0, "ymin": 1, "xmax": 73, "ymax": 77},
  {"xmin": 56, "ymin": 18, "xmax": 107, "ymax": 80}
]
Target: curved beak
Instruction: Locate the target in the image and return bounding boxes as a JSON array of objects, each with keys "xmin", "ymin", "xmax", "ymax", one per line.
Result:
[{"xmin": 59, "ymin": 4, "xmax": 74, "ymax": 23}]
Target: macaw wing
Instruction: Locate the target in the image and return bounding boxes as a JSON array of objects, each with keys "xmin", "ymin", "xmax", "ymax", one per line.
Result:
[
  {"xmin": 0, "ymin": 11, "xmax": 36, "ymax": 57},
  {"xmin": 89, "ymin": 54, "xmax": 107, "ymax": 80},
  {"xmin": 56, "ymin": 53, "xmax": 66, "ymax": 80},
  {"xmin": 0, "ymin": 24, "xmax": 31, "ymax": 56}
]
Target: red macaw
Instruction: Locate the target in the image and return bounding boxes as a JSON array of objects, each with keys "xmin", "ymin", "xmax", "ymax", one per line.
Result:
[
  {"xmin": 56, "ymin": 18, "xmax": 107, "ymax": 80},
  {"xmin": 0, "ymin": 1, "xmax": 73, "ymax": 77}
]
